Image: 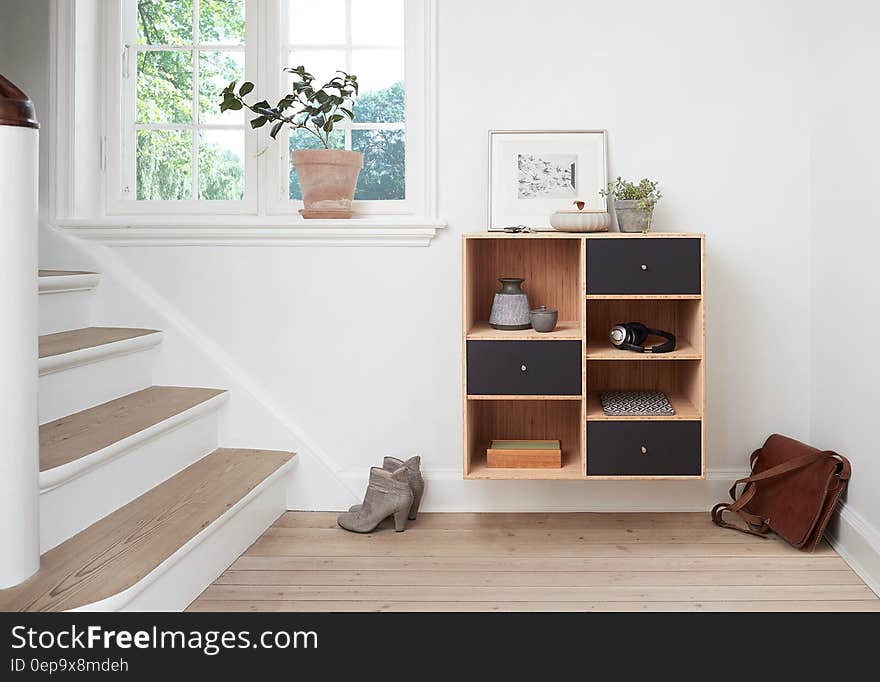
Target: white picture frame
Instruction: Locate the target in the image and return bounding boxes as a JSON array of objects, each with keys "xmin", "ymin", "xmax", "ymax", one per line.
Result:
[{"xmin": 488, "ymin": 130, "xmax": 608, "ymax": 230}]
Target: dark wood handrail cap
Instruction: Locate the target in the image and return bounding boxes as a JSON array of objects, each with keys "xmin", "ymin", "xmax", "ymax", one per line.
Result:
[{"xmin": 0, "ymin": 74, "xmax": 39, "ymax": 129}]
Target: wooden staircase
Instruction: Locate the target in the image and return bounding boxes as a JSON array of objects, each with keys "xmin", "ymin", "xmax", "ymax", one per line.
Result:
[{"xmin": 0, "ymin": 270, "xmax": 295, "ymax": 611}]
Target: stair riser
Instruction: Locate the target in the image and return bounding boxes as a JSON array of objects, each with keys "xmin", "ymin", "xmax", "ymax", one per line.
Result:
[
  {"xmin": 75, "ymin": 466, "xmax": 291, "ymax": 612},
  {"xmin": 40, "ymin": 409, "xmax": 221, "ymax": 552},
  {"xmin": 39, "ymin": 349, "xmax": 156, "ymax": 424},
  {"xmin": 39, "ymin": 290, "xmax": 94, "ymax": 335}
]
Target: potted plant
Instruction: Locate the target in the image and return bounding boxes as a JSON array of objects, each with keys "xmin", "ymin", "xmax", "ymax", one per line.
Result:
[
  {"xmin": 220, "ymin": 66, "xmax": 362, "ymax": 219},
  {"xmin": 599, "ymin": 177, "xmax": 662, "ymax": 233}
]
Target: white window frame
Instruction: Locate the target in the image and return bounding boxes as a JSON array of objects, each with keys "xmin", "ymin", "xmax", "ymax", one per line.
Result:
[
  {"xmin": 105, "ymin": 0, "xmax": 258, "ymax": 215},
  {"xmin": 264, "ymin": 0, "xmax": 425, "ymax": 216},
  {"xmin": 95, "ymin": 0, "xmax": 436, "ymax": 224}
]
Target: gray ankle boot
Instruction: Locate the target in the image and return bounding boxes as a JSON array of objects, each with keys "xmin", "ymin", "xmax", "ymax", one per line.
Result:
[
  {"xmin": 337, "ymin": 466, "xmax": 413, "ymax": 533},
  {"xmin": 349, "ymin": 455, "xmax": 424, "ymax": 520}
]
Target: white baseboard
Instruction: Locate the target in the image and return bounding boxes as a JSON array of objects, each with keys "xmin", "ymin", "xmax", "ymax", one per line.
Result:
[
  {"xmin": 826, "ymin": 501, "xmax": 880, "ymax": 598},
  {"xmin": 333, "ymin": 467, "xmax": 750, "ymax": 513}
]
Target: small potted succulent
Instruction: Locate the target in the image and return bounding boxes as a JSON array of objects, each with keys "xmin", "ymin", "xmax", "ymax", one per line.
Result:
[
  {"xmin": 220, "ymin": 66, "xmax": 361, "ymax": 219},
  {"xmin": 600, "ymin": 177, "xmax": 663, "ymax": 233}
]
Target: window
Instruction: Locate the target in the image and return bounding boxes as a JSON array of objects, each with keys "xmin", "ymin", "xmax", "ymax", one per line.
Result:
[
  {"xmin": 122, "ymin": 0, "xmax": 253, "ymax": 205},
  {"xmin": 102, "ymin": 0, "xmax": 435, "ymax": 224},
  {"xmin": 283, "ymin": 0, "xmax": 406, "ymax": 203}
]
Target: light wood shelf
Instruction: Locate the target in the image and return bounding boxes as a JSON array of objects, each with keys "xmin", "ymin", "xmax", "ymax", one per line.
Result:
[
  {"xmin": 586, "ymin": 392, "xmax": 701, "ymax": 421},
  {"xmin": 585, "ymin": 338, "xmax": 701, "ymax": 360},
  {"xmin": 586, "ymin": 294, "xmax": 702, "ymax": 300},
  {"xmin": 467, "ymin": 320, "xmax": 581, "ymax": 341},
  {"xmin": 468, "ymin": 394, "xmax": 582, "ymax": 401},
  {"xmin": 465, "ymin": 448, "xmax": 585, "ymax": 480}
]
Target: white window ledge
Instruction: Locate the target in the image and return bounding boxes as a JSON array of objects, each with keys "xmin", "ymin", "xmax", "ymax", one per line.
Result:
[{"xmin": 54, "ymin": 216, "xmax": 447, "ymax": 247}]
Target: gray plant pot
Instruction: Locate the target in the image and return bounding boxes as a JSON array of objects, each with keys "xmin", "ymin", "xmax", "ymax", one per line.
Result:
[{"xmin": 614, "ymin": 199, "xmax": 655, "ymax": 233}]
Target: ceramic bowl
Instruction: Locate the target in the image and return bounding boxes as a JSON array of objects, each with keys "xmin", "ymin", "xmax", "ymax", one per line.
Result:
[
  {"xmin": 550, "ymin": 210, "xmax": 611, "ymax": 233},
  {"xmin": 530, "ymin": 305, "xmax": 558, "ymax": 333}
]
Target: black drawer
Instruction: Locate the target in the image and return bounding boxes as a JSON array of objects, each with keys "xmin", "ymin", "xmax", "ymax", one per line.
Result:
[
  {"xmin": 587, "ymin": 421, "xmax": 702, "ymax": 476},
  {"xmin": 466, "ymin": 341, "xmax": 581, "ymax": 395},
  {"xmin": 586, "ymin": 238, "xmax": 701, "ymax": 295}
]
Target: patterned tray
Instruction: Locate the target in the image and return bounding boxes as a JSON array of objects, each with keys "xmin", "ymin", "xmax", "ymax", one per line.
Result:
[{"xmin": 600, "ymin": 390, "xmax": 675, "ymax": 416}]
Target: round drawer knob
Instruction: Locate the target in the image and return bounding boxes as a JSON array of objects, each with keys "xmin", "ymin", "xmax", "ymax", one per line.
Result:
[
  {"xmin": 521, "ymin": 363, "xmax": 527, "ymax": 372},
  {"xmin": 640, "ymin": 445, "xmax": 648, "ymax": 455},
  {"xmin": 640, "ymin": 264, "xmax": 648, "ymax": 271}
]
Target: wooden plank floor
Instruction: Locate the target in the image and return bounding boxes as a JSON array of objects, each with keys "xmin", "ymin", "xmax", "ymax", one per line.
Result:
[{"xmin": 187, "ymin": 512, "xmax": 880, "ymax": 612}]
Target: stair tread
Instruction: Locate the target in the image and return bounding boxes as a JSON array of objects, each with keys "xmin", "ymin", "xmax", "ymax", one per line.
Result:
[
  {"xmin": 40, "ymin": 386, "xmax": 227, "ymax": 473},
  {"xmin": 38, "ymin": 270, "xmax": 95, "ymax": 277},
  {"xmin": 39, "ymin": 327, "xmax": 160, "ymax": 359},
  {"xmin": 0, "ymin": 448, "xmax": 294, "ymax": 612}
]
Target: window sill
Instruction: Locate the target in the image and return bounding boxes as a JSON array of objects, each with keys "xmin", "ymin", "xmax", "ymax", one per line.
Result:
[{"xmin": 54, "ymin": 216, "xmax": 447, "ymax": 247}]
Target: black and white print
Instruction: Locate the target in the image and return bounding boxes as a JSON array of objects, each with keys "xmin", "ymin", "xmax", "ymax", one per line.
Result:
[{"xmin": 517, "ymin": 153, "xmax": 577, "ymax": 198}]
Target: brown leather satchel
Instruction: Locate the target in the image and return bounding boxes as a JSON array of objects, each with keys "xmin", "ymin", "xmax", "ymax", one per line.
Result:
[{"xmin": 711, "ymin": 434, "xmax": 851, "ymax": 551}]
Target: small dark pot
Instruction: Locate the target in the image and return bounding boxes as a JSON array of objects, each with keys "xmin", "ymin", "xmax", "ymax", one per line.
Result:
[{"xmin": 530, "ymin": 305, "xmax": 558, "ymax": 333}]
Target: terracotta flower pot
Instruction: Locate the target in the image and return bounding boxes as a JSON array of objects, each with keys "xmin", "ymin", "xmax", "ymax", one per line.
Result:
[{"xmin": 292, "ymin": 149, "xmax": 363, "ymax": 219}]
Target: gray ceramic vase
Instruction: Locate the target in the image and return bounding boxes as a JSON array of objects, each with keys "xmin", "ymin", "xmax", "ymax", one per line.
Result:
[
  {"xmin": 614, "ymin": 199, "xmax": 655, "ymax": 233},
  {"xmin": 489, "ymin": 278, "xmax": 531, "ymax": 330}
]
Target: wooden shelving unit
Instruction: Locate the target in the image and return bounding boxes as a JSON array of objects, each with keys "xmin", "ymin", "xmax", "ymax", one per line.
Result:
[{"xmin": 462, "ymin": 232, "xmax": 706, "ymax": 480}]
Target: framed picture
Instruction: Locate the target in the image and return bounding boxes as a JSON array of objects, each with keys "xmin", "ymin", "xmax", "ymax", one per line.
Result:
[{"xmin": 488, "ymin": 130, "xmax": 608, "ymax": 230}]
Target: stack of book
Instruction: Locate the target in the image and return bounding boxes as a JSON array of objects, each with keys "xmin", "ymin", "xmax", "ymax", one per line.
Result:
[{"xmin": 486, "ymin": 439, "xmax": 562, "ymax": 468}]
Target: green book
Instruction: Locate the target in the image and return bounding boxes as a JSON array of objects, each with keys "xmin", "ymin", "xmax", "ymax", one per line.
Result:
[{"xmin": 490, "ymin": 439, "xmax": 560, "ymax": 450}]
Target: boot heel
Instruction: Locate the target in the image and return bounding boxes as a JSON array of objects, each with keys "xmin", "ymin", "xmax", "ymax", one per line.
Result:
[
  {"xmin": 408, "ymin": 489, "xmax": 423, "ymax": 521},
  {"xmin": 393, "ymin": 509, "xmax": 409, "ymax": 532}
]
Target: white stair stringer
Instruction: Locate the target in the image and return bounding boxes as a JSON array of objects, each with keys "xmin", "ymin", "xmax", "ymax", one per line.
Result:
[
  {"xmin": 39, "ymin": 391, "xmax": 228, "ymax": 552},
  {"xmin": 73, "ymin": 458, "xmax": 294, "ymax": 612},
  {"xmin": 39, "ymin": 332, "xmax": 163, "ymax": 423},
  {"xmin": 38, "ymin": 271, "xmax": 100, "ymax": 335}
]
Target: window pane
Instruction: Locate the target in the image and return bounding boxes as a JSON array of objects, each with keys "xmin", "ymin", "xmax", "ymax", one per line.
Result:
[
  {"xmin": 199, "ymin": 0, "xmax": 245, "ymax": 44},
  {"xmin": 288, "ymin": 128, "xmax": 344, "ymax": 200},
  {"xmin": 287, "ymin": 0, "xmax": 345, "ymax": 45},
  {"xmin": 287, "ymin": 50, "xmax": 347, "ymax": 88},
  {"xmin": 199, "ymin": 51, "xmax": 244, "ymax": 124},
  {"xmin": 353, "ymin": 81, "xmax": 404, "ymax": 123},
  {"xmin": 199, "ymin": 130, "xmax": 244, "ymax": 200},
  {"xmin": 137, "ymin": 0, "xmax": 193, "ymax": 45},
  {"xmin": 137, "ymin": 130, "xmax": 193, "ymax": 200},
  {"xmin": 137, "ymin": 51, "xmax": 193, "ymax": 123},
  {"xmin": 351, "ymin": 49, "xmax": 403, "ymax": 92},
  {"xmin": 351, "ymin": 0, "xmax": 404, "ymax": 46},
  {"xmin": 352, "ymin": 128, "xmax": 405, "ymax": 200}
]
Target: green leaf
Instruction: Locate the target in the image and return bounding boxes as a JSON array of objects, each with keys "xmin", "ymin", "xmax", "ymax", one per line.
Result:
[
  {"xmin": 323, "ymin": 119, "xmax": 334, "ymax": 133},
  {"xmin": 238, "ymin": 81, "xmax": 255, "ymax": 96},
  {"xmin": 227, "ymin": 99, "xmax": 243, "ymax": 111},
  {"xmin": 269, "ymin": 121, "xmax": 284, "ymax": 139},
  {"xmin": 250, "ymin": 115, "xmax": 268, "ymax": 129}
]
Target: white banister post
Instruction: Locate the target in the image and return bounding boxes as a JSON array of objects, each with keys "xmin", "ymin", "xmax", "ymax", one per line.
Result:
[{"xmin": 0, "ymin": 74, "xmax": 40, "ymax": 588}]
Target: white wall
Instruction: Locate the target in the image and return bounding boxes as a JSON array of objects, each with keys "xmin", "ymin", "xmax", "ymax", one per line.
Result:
[
  {"xmin": 13, "ymin": 0, "xmax": 821, "ymax": 510},
  {"xmin": 0, "ymin": 0, "xmax": 51, "ymax": 219},
  {"xmin": 79, "ymin": 0, "xmax": 813, "ymax": 510},
  {"xmin": 809, "ymin": 0, "xmax": 880, "ymax": 589}
]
